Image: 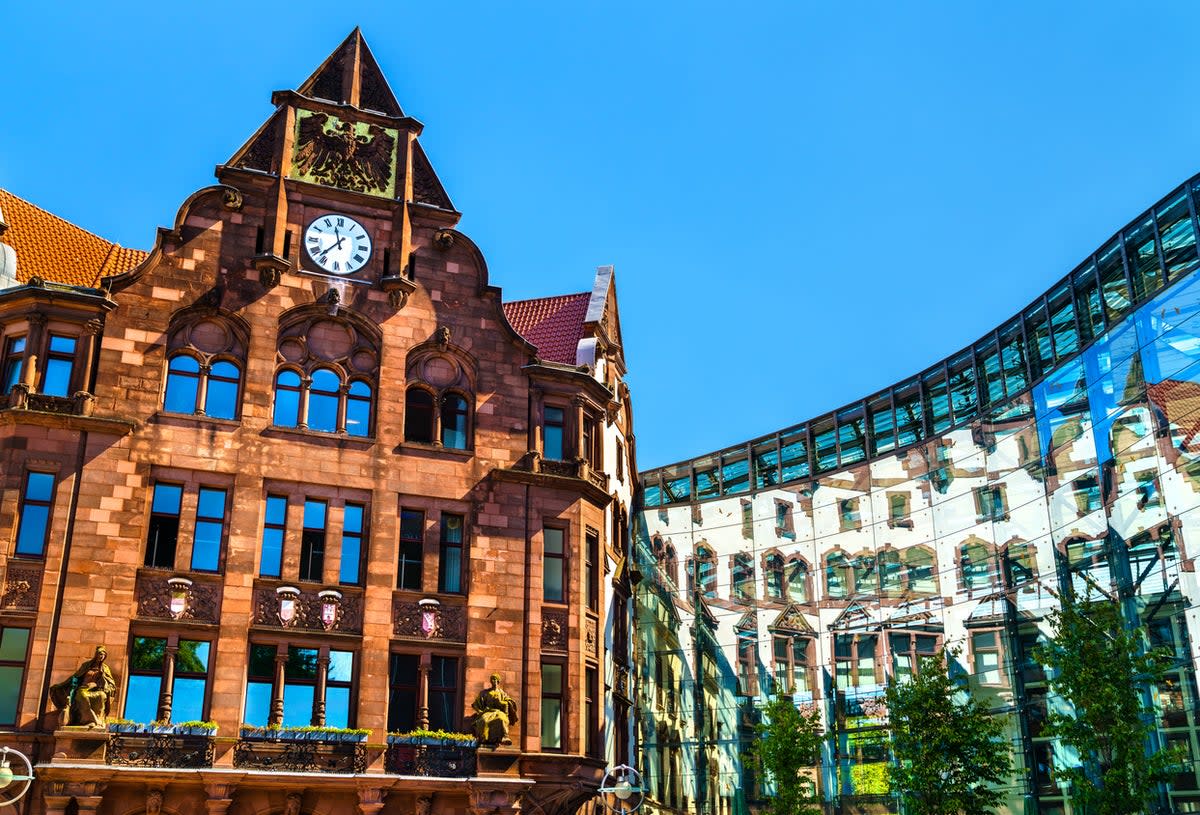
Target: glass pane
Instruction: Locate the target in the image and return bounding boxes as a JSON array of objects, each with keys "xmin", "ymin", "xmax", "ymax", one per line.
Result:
[
  {"xmin": 265, "ymin": 495, "xmax": 287, "ymax": 526},
  {"xmin": 837, "ymin": 407, "xmax": 865, "ymax": 466},
  {"xmin": 244, "ymin": 681, "xmax": 272, "ymax": 727},
  {"xmin": 42, "ymin": 358, "xmax": 73, "ymax": 397},
  {"xmin": 152, "ymin": 484, "xmax": 183, "ymax": 515},
  {"xmin": 780, "ymin": 429, "xmax": 809, "ymax": 481},
  {"xmin": 172, "ymin": 676, "xmax": 206, "ymax": 723},
  {"xmin": 191, "ymin": 520, "xmax": 222, "ymax": 570},
  {"xmin": 326, "ymin": 686, "xmax": 350, "ymax": 728},
  {"xmin": 345, "ymin": 398, "xmax": 371, "ymax": 437},
  {"xmin": 273, "ymin": 375, "xmax": 301, "ymax": 427},
  {"xmin": 282, "ymin": 683, "xmax": 314, "ymax": 727},
  {"xmin": 0, "ymin": 628, "xmax": 29, "ymax": 661},
  {"xmin": 948, "ymin": 351, "xmax": 977, "ymax": 423},
  {"xmin": 1098, "ymin": 239, "xmax": 1130, "ymax": 321},
  {"xmin": 1158, "ymin": 190, "xmax": 1198, "ymax": 280},
  {"xmin": 753, "ymin": 440, "xmax": 779, "ymax": 489},
  {"xmin": 260, "ymin": 528, "xmax": 283, "ymax": 578},
  {"xmin": 15, "ymin": 504, "xmax": 49, "ymax": 556},
  {"xmin": 328, "ymin": 650, "xmax": 354, "ymax": 682},
  {"xmin": 164, "ymin": 371, "xmax": 199, "ymax": 414},
  {"xmin": 48, "ymin": 336, "xmax": 76, "ymax": 354},
  {"xmin": 544, "ymin": 527, "xmax": 564, "ymax": 555},
  {"xmin": 0, "ymin": 666, "xmax": 22, "ymax": 725},
  {"xmin": 303, "ymin": 501, "xmax": 326, "ymax": 529},
  {"xmin": 541, "ymin": 697, "xmax": 562, "ymax": 749},
  {"xmin": 131, "ymin": 637, "xmax": 166, "ymax": 670},
  {"xmin": 1125, "ymin": 217, "xmax": 1163, "ymax": 302},
  {"xmin": 197, "ymin": 488, "xmax": 225, "ymax": 519},
  {"xmin": 812, "ymin": 418, "xmax": 836, "ymax": 472},
  {"xmin": 1074, "ymin": 262, "xmax": 1105, "ymax": 343},
  {"xmin": 286, "ymin": 647, "xmax": 319, "ymax": 679},
  {"xmin": 177, "ymin": 640, "xmax": 209, "ymax": 673},
  {"xmin": 720, "ymin": 451, "xmax": 750, "ymax": 495},
  {"xmin": 307, "ymin": 391, "xmax": 338, "ymax": 432},
  {"xmin": 204, "ymin": 378, "xmax": 238, "ymax": 420},
  {"xmin": 25, "ymin": 472, "xmax": 54, "ymax": 502},
  {"xmin": 544, "ymin": 406, "xmax": 564, "ymax": 460},
  {"xmin": 248, "ymin": 645, "xmax": 277, "ymax": 678},
  {"xmin": 544, "ymin": 556, "xmax": 564, "ymax": 602},
  {"xmin": 126, "ymin": 675, "xmax": 161, "ymax": 723}
]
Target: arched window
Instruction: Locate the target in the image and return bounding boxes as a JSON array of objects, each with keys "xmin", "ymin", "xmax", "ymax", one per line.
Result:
[
  {"xmin": 905, "ymin": 547, "xmax": 938, "ymax": 595},
  {"xmin": 441, "ymin": 393, "xmax": 469, "ymax": 449},
  {"xmin": 664, "ymin": 544, "xmax": 678, "ymax": 586},
  {"xmin": 786, "ymin": 557, "xmax": 810, "ymax": 603},
  {"xmin": 695, "ymin": 545, "xmax": 716, "ymax": 599},
  {"xmin": 961, "ymin": 541, "xmax": 996, "ymax": 590},
  {"xmin": 764, "ymin": 553, "xmax": 784, "ymax": 600},
  {"xmin": 273, "ymin": 370, "xmax": 303, "ymax": 426},
  {"xmin": 732, "ymin": 553, "xmax": 754, "ymax": 601},
  {"xmin": 307, "ymin": 368, "xmax": 341, "ymax": 432},
  {"xmin": 162, "ymin": 309, "xmax": 248, "ymax": 420},
  {"xmin": 825, "ymin": 551, "xmax": 849, "ymax": 599},
  {"xmin": 271, "ymin": 307, "xmax": 380, "ymax": 437},
  {"xmin": 345, "ymin": 381, "xmax": 373, "ymax": 437},
  {"xmin": 851, "ymin": 552, "xmax": 878, "ymax": 596},
  {"xmin": 406, "ymin": 342, "xmax": 477, "ymax": 450},
  {"xmin": 878, "ymin": 549, "xmax": 903, "ymax": 596}
]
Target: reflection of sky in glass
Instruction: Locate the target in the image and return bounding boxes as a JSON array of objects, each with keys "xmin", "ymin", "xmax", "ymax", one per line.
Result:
[
  {"xmin": 172, "ymin": 677, "xmax": 206, "ymax": 723},
  {"xmin": 126, "ymin": 675, "xmax": 161, "ymax": 723},
  {"xmin": 326, "ymin": 687, "xmax": 350, "ymax": 728},
  {"xmin": 282, "ymin": 684, "xmax": 315, "ymax": 727},
  {"xmin": 244, "ymin": 682, "xmax": 271, "ymax": 726},
  {"xmin": 328, "ymin": 650, "xmax": 353, "ymax": 681}
]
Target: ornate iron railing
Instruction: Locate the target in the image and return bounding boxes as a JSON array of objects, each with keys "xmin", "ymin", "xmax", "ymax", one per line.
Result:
[
  {"xmin": 384, "ymin": 742, "xmax": 476, "ymax": 777},
  {"xmin": 107, "ymin": 733, "xmax": 215, "ymax": 768},
  {"xmin": 233, "ymin": 737, "xmax": 367, "ymax": 774}
]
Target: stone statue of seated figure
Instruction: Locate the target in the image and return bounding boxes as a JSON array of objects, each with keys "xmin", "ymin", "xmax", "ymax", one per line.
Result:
[
  {"xmin": 49, "ymin": 645, "xmax": 116, "ymax": 728},
  {"xmin": 472, "ymin": 673, "xmax": 518, "ymax": 745}
]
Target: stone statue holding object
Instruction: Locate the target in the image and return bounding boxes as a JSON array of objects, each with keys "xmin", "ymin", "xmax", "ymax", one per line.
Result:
[
  {"xmin": 49, "ymin": 645, "xmax": 116, "ymax": 728},
  {"xmin": 472, "ymin": 673, "xmax": 518, "ymax": 745}
]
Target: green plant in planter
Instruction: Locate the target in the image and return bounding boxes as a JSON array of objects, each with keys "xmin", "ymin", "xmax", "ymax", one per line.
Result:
[{"xmin": 387, "ymin": 728, "xmax": 477, "ymax": 745}]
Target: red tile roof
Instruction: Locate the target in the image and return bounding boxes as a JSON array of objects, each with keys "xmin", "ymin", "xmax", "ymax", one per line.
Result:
[
  {"xmin": 0, "ymin": 189, "xmax": 148, "ymax": 287},
  {"xmin": 503, "ymin": 292, "xmax": 591, "ymax": 365}
]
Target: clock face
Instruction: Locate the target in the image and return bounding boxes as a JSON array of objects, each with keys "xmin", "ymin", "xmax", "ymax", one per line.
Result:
[{"xmin": 304, "ymin": 214, "xmax": 372, "ymax": 275}]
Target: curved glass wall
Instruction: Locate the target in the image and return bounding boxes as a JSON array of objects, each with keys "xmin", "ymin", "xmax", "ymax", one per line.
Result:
[
  {"xmin": 643, "ymin": 175, "xmax": 1200, "ymax": 508},
  {"xmin": 635, "ymin": 173, "xmax": 1200, "ymax": 814}
]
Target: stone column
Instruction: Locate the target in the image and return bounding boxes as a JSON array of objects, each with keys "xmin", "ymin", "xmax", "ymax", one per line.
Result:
[
  {"xmin": 158, "ymin": 640, "xmax": 179, "ymax": 722},
  {"xmin": 76, "ymin": 318, "xmax": 102, "ymax": 396},
  {"xmin": 314, "ymin": 649, "xmax": 330, "ymax": 726},
  {"xmin": 271, "ymin": 645, "xmax": 287, "ymax": 725},
  {"xmin": 298, "ymin": 374, "xmax": 312, "ymax": 428},
  {"xmin": 22, "ymin": 311, "xmax": 46, "ymax": 390},
  {"xmin": 417, "ymin": 655, "xmax": 431, "ymax": 730}
]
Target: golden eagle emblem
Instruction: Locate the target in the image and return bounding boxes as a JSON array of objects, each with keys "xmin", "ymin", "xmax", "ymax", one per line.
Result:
[{"xmin": 292, "ymin": 112, "xmax": 397, "ymax": 196}]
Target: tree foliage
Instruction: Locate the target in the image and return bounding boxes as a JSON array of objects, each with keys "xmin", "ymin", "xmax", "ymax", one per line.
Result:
[
  {"xmin": 753, "ymin": 695, "xmax": 823, "ymax": 815},
  {"xmin": 886, "ymin": 649, "xmax": 1011, "ymax": 815},
  {"xmin": 1034, "ymin": 596, "xmax": 1179, "ymax": 815}
]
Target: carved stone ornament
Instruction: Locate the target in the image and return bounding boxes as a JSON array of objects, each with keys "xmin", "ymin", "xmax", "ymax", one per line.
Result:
[
  {"xmin": 276, "ymin": 586, "xmax": 301, "ymax": 627},
  {"xmin": 1, "ymin": 563, "xmax": 42, "ymax": 610},
  {"xmin": 380, "ymin": 274, "xmax": 416, "ymax": 310},
  {"xmin": 585, "ymin": 617, "xmax": 599, "ymax": 657},
  {"xmin": 291, "ymin": 110, "xmax": 398, "ymax": 197},
  {"xmin": 433, "ymin": 230, "xmax": 455, "ymax": 251},
  {"xmin": 393, "ymin": 599, "xmax": 466, "ymax": 641},
  {"xmin": 221, "ymin": 188, "xmax": 244, "ymax": 211},
  {"xmin": 252, "ymin": 585, "xmax": 363, "ymax": 633},
  {"xmin": 318, "ymin": 589, "xmax": 343, "ymax": 631},
  {"xmin": 136, "ymin": 572, "xmax": 220, "ymax": 624},
  {"xmin": 49, "ymin": 645, "xmax": 117, "ymax": 728},
  {"xmin": 541, "ymin": 609, "xmax": 568, "ymax": 651},
  {"xmin": 435, "ymin": 325, "xmax": 451, "ymax": 348}
]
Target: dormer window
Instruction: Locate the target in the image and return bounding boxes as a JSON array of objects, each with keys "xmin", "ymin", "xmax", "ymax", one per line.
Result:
[{"xmin": 41, "ymin": 334, "xmax": 77, "ymax": 397}]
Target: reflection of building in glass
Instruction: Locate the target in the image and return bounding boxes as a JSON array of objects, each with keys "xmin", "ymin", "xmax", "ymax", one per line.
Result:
[{"xmin": 638, "ymin": 175, "xmax": 1200, "ymax": 814}]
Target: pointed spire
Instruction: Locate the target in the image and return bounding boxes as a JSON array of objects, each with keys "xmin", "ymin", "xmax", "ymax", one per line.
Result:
[{"xmin": 296, "ymin": 28, "xmax": 404, "ymax": 116}]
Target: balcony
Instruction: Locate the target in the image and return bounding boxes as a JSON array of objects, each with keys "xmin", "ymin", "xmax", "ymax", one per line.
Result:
[
  {"xmin": 105, "ymin": 730, "xmax": 215, "ymax": 768},
  {"xmin": 384, "ymin": 741, "xmax": 477, "ymax": 777},
  {"xmin": 233, "ymin": 732, "xmax": 367, "ymax": 774}
]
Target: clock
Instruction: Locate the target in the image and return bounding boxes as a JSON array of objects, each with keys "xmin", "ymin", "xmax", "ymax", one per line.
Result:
[{"xmin": 304, "ymin": 214, "xmax": 372, "ymax": 275}]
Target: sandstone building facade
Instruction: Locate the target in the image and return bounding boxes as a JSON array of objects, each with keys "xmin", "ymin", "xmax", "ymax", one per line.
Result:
[{"xmin": 0, "ymin": 31, "xmax": 636, "ymax": 815}]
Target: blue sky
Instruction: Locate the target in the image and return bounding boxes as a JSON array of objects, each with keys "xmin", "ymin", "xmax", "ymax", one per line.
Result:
[{"xmin": 5, "ymin": 3, "xmax": 1200, "ymax": 471}]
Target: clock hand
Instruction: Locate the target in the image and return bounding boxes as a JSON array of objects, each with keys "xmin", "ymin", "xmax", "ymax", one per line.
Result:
[{"xmin": 318, "ymin": 236, "xmax": 346, "ymax": 257}]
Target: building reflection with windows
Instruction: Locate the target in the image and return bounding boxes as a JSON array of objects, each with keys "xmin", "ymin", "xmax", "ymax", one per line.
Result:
[
  {"xmin": 0, "ymin": 30, "xmax": 637, "ymax": 815},
  {"xmin": 639, "ymin": 173, "xmax": 1200, "ymax": 814}
]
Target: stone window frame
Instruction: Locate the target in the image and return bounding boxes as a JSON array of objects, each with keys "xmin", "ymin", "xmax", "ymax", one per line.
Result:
[
  {"xmin": 968, "ymin": 628, "xmax": 1007, "ymax": 687},
  {"xmin": 785, "ymin": 555, "xmax": 812, "ymax": 604},
  {"xmin": 688, "ymin": 543, "xmax": 717, "ymax": 600},
  {"xmin": 124, "ymin": 632, "xmax": 214, "ymax": 725},
  {"xmin": 143, "ymin": 472, "xmax": 238, "ymax": 575},
  {"xmin": 730, "ymin": 552, "xmax": 755, "ymax": 602},
  {"xmin": 386, "ymin": 649, "xmax": 464, "ymax": 734},
  {"xmin": 14, "ymin": 469, "xmax": 56, "ymax": 559},
  {"xmin": 540, "ymin": 659, "xmax": 567, "ymax": 752},
  {"xmin": 762, "ymin": 550, "xmax": 785, "ymax": 600},
  {"xmin": 244, "ymin": 640, "xmax": 359, "ymax": 729},
  {"xmin": 959, "ymin": 536, "xmax": 1000, "ymax": 593},
  {"xmin": 403, "ymin": 339, "xmax": 478, "ymax": 451},
  {"xmin": 771, "ymin": 633, "xmax": 813, "ymax": 695},
  {"xmin": 162, "ymin": 306, "xmax": 250, "ymax": 421},
  {"xmin": 888, "ymin": 630, "xmax": 942, "ymax": 683},
  {"xmin": 259, "ymin": 481, "xmax": 373, "ymax": 588},
  {"xmin": 833, "ymin": 632, "xmax": 879, "ymax": 689},
  {"xmin": 272, "ymin": 305, "xmax": 381, "ymax": 438}
]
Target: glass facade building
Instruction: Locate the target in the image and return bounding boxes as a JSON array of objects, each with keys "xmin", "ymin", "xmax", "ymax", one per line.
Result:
[{"xmin": 637, "ymin": 174, "xmax": 1200, "ymax": 814}]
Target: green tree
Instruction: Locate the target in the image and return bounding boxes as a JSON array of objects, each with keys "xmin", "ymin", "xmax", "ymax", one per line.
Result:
[
  {"xmin": 886, "ymin": 649, "xmax": 1011, "ymax": 815},
  {"xmin": 1035, "ymin": 596, "xmax": 1179, "ymax": 815},
  {"xmin": 752, "ymin": 695, "xmax": 823, "ymax": 815}
]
